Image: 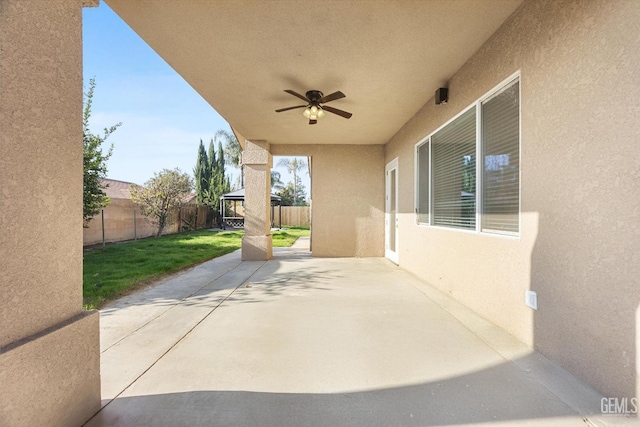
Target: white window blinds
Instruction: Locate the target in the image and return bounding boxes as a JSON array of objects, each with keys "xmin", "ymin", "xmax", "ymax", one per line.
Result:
[
  {"xmin": 481, "ymin": 81, "xmax": 520, "ymax": 233},
  {"xmin": 431, "ymin": 107, "xmax": 476, "ymax": 230},
  {"xmin": 414, "ymin": 76, "xmax": 520, "ymax": 234}
]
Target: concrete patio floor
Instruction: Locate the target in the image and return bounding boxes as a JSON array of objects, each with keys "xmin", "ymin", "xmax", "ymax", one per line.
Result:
[{"xmin": 85, "ymin": 237, "xmax": 633, "ymax": 427}]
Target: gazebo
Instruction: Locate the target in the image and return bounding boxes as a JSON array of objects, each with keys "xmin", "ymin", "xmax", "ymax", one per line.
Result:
[{"xmin": 220, "ymin": 188, "xmax": 282, "ymax": 230}]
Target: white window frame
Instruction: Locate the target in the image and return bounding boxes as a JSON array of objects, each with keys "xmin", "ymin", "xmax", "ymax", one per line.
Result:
[
  {"xmin": 414, "ymin": 71, "xmax": 521, "ymax": 238},
  {"xmin": 414, "ymin": 134, "xmax": 430, "ymax": 225}
]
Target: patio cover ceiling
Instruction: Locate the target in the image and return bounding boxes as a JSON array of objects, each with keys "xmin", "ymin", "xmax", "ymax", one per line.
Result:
[{"xmin": 105, "ymin": 0, "xmax": 523, "ymax": 146}]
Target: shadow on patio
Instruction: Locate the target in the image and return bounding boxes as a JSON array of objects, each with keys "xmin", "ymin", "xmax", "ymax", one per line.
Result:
[
  {"xmin": 86, "ymin": 238, "xmax": 619, "ymax": 426},
  {"xmin": 85, "ymin": 356, "xmax": 593, "ymax": 427}
]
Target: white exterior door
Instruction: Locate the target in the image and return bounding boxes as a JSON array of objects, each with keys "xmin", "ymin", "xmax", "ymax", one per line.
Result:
[{"xmin": 385, "ymin": 158, "xmax": 399, "ymax": 264}]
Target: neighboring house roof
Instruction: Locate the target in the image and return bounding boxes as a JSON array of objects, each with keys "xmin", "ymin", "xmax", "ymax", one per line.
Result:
[
  {"xmin": 182, "ymin": 193, "xmax": 197, "ymax": 204},
  {"xmin": 102, "ymin": 178, "xmax": 197, "ymax": 205},
  {"xmin": 101, "ymin": 178, "xmax": 139, "ymax": 200}
]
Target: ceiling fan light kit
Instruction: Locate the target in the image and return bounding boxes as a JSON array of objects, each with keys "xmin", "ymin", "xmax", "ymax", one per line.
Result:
[
  {"xmin": 303, "ymin": 105, "xmax": 325, "ymax": 120},
  {"xmin": 276, "ymin": 89, "xmax": 353, "ymax": 125}
]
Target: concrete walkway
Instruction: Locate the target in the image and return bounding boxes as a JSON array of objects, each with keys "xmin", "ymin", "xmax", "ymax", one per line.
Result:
[{"xmin": 85, "ymin": 238, "xmax": 631, "ymax": 426}]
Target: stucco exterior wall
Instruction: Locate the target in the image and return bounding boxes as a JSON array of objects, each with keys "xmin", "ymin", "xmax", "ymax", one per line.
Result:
[
  {"xmin": 385, "ymin": 0, "xmax": 640, "ymax": 399},
  {"xmin": 272, "ymin": 145, "xmax": 384, "ymax": 257},
  {"xmin": 243, "ymin": 140, "xmax": 273, "ymax": 260},
  {"xmin": 0, "ymin": 0, "xmax": 101, "ymax": 424}
]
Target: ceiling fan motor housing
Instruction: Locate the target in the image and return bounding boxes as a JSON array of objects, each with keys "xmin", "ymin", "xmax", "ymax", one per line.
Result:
[{"xmin": 306, "ymin": 90, "xmax": 323, "ymax": 103}]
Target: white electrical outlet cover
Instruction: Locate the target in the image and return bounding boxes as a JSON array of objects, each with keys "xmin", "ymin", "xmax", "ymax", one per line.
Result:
[{"xmin": 525, "ymin": 290, "xmax": 537, "ymax": 310}]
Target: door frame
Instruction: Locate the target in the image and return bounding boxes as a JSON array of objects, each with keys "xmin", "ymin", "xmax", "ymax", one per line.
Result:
[{"xmin": 385, "ymin": 158, "xmax": 399, "ymax": 264}]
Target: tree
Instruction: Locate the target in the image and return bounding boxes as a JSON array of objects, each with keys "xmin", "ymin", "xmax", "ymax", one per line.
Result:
[
  {"xmin": 215, "ymin": 129, "xmax": 243, "ymax": 188},
  {"xmin": 130, "ymin": 168, "xmax": 193, "ymax": 237},
  {"xmin": 277, "ymin": 175, "xmax": 308, "ymax": 206},
  {"xmin": 271, "ymin": 170, "xmax": 284, "ymax": 191},
  {"xmin": 83, "ymin": 78, "xmax": 121, "ymax": 226},
  {"xmin": 194, "ymin": 140, "xmax": 210, "ymax": 205},
  {"xmin": 207, "ymin": 140, "xmax": 230, "ymax": 219},
  {"xmin": 462, "ymin": 155, "xmax": 476, "ymax": 193},
  {"xmin": 193, "ymin": 136, "xmax": 232, "ymax": 226},
  {"xmin": 276, "ymin": 157, "xmax": 307, "ymax": 206}
]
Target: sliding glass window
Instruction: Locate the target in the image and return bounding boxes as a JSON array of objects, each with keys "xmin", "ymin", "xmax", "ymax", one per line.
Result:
[
  {"xmin": 415, "ymin": 75, "xmax": 520, "ymax": 236},
  {"xmin": 481, "ymin": 80, "xmax": 520, "ymax": 234},
  {"xmin": 431, "ymin": 107, "xmax": 476, "ymax": 230}
]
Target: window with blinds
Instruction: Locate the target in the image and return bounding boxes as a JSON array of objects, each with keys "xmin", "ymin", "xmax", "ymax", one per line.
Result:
[
  {"xmin": 417, "ymin": 140, "xmax": 429, "ymax": 224},
  {"xmin": 414, "ymin": 75, "xmax": 520, "ymax": 235},
  {"xmin": 431, "ymin": 107, "xmax": 476, "ymax": 229},
  {"xmin": 481, "ymin": 80, "xmax": 519, "ymax": 234}
]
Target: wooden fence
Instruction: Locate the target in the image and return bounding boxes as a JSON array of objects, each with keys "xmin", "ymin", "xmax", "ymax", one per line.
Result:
[
  {"xmin": 83, "ymin": 202, "xmax": 310, "ymax": 246},
  {"xmin": 274, "ymin": 206, "xmax": 310, "ymax": 227},
  {"xmin": 83, "ymin": 199, "xmax": 214, "ymax": 246}
]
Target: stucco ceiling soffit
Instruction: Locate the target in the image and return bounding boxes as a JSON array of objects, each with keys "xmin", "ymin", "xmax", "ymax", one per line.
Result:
[
  {"xmin": 231, "ymin": 128, "xmax": 246, "ymax": 151},
  {"xmin": 105, "ymin": 0, "xmax": 523, "ymax": 146}
]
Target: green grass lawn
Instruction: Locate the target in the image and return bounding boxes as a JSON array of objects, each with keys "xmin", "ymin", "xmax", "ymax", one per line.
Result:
[
  {"xmin": 83, "ymin": 227, "xmax": 309, "ymax": 310},
  {"xmin": 271, "ymin": 226, "xmax": 310, "ymax": 247}
]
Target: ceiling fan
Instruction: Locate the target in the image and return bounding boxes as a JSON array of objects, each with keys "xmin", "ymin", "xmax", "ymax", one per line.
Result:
[{"xmin": 275, "ymin": 89, "xmax": 353, "ymax": 125}]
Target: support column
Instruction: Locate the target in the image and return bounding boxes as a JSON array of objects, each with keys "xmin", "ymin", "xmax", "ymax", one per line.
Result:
[
  {"xmin": 242, "ymin": 140, "xmax": 273, "ymax": 260},
  {"xmin": 0, "ymin": 1, "xmax": 101, "ymax": 426}
]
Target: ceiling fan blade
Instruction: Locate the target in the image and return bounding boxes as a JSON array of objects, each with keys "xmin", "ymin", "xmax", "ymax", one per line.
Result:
[
  {"xmin": 284, "ymin": 90, "xmax": 310, "ymax": 103},
  {"xmin": 275, "ymin": 105, "xmax": 307, "ymax": 113},
  {"xmin": 322, "ymin": 105, "xmax": 353, "ymax": 119},
  {"xmin": 309, "ymin": 119, "xmax": 317, "ymax": 125},
  {"xmin": 318, "ymin": 91, "xmax": 345, "ymax": 104}
]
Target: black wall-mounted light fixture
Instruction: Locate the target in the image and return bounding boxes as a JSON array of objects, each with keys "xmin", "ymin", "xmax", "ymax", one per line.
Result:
[{"xmin": 435, "ymin": 87, "xmax": 448, "ymax": 105}]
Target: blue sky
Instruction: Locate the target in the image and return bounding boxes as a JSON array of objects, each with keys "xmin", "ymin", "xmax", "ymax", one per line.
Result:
[{"xmin": 83, "ymin": 3, "xmax": 309, "ymax": 195}]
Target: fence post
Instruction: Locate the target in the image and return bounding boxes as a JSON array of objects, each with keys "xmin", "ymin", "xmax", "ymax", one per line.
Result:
[
  {"xmin": 133, "ymin": 209, "xmax": 137, "ymax": 241},
  {"xmin": 101, "ymin": 209, "xmax": 105, "ymax": 247}
]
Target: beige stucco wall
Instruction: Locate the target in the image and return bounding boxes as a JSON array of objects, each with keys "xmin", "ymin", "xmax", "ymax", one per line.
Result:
[
  {"xmin": 243, "ymin": 140, "xmax": 273, "ymax": 260},
  {"xmin": 272, "ymin": 145, "xmax": 384, "ymax": 257},
  {"xmin": 385, "ymin": 0, "xmax": 640, "ymax": 399},
  {"xmin": 0, "ymin": 312, "xmax": 100, "ymax": 426},
  {"xmin": 0, "ymin": 0, "xmax": 101, "ymax": 425}
]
